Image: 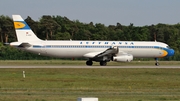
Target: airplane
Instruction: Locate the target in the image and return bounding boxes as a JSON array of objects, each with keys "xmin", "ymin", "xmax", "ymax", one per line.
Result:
[{"xmin": 10, "ymin": 15, "xmax": 175, "ymax": 66}]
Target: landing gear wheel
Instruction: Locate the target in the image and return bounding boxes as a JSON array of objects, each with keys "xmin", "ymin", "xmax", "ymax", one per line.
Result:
[
  {"xmin": 155, "ymin": 62, "xmax": 159, "ymax": 66},
  {"xmin": 154, "ymin": 58, "xmax": 159, "ymax": 66},
  {"xmin": 100, "ymin": 61, "xmax": 107, "ymax": 66},
  {"xmin": 86, "ymin": 60, "xmax": 93, "ymax": 66}
]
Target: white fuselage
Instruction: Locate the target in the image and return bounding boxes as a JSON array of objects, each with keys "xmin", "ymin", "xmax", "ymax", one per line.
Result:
[{"xmin": 16, "ymin": 40, "xmax": 169, "ymax": 58}]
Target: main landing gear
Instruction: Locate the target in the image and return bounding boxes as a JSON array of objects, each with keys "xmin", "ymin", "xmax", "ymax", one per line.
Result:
[
  {"xmin": 86, "ymin": 60, "xmax": 93, "ymax": 66},
  {"xmin": 100, "ymin": 61, "xmax": 107, "ymax": 66},
  {"xmin": 155, "ymin": 58, "xmax": 159, "ymax": 66},
  {"xmin": 86, "ymin": 60, "xmax": 107, "ymax": 66}
]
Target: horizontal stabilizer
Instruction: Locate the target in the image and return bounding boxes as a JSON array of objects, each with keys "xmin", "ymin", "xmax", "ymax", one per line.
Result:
[
  {"xmin": 18, "ymin": 43, "xmax": 31, "ymax": 48},
  {"xmin": 4, "ymin": 43, "xmax": 10, "ymax": 45}
]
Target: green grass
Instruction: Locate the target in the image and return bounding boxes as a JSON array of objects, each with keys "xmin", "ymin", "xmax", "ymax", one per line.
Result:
[
  {"xmin": 0, "ymin": 68, "xmax": 180, "ymax": 101},
  {"xmin": 0, "ymin": 60, "xmax": 179, "ymax": 66}
]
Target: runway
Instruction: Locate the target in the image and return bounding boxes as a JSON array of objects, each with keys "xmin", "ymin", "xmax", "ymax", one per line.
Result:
[{"xmin": 0, "ymin": 65, "xmax": 179, "ymax": 68}]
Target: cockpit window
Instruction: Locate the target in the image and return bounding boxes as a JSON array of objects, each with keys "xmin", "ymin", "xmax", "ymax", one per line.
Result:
[{"xmin": 166, "ymin": 46, "xmax": 171, "ymax": 49}]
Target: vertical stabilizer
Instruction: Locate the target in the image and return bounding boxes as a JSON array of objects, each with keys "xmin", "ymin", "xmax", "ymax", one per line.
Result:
[{"xmin": 12, "ymin": 15, "xmax": 41, "ymax": 42}]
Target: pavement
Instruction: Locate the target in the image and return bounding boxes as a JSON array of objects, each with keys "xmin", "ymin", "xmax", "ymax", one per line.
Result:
[{"xmin": 0, "ymin": 65, "xmax": 179, "ymax": 68}]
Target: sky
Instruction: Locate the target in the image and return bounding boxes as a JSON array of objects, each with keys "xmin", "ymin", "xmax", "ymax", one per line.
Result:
[{"xmin": 0, "ymin": 0, "xmax": 180, "ymax": 26}]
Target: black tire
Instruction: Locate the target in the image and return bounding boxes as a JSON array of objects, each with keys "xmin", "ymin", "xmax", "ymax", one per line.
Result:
[
  {"xmin": 155, "ymin": 62, "xmax": 159, "ymax": 66},
  {"xmin": 86, "ymin": 60, "xmax": 93, "ymax": 66},
  {"xmin": 100, "ymin": 61, "xmax": 107, "ymax": 66}
]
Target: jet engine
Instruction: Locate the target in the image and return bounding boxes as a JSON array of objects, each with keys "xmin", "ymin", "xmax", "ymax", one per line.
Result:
[{"xmin": 113, "ymin": 54, "xmax": 133, "ymax": 62}]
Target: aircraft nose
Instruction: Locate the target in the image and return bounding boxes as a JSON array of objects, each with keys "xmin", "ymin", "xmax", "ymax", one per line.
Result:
[{"xmin": 167, "ymin": 49, "xmax": 175, "ymax": 56}]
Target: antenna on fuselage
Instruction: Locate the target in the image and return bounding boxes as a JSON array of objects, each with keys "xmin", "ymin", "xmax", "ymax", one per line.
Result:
[{"xmin": 154, "ymin": 32, "xmax": 157, "ymax": 42}]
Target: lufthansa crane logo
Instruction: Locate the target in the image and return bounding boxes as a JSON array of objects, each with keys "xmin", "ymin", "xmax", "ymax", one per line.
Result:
[{"xmin": 14, "ymin": 21, "xmax": 26, "ymax": 29}]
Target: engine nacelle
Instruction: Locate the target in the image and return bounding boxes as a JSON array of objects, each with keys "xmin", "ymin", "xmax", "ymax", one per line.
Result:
[{"xmin": 113, "ymin": 54, "xmax": 133, "ymax": 62}]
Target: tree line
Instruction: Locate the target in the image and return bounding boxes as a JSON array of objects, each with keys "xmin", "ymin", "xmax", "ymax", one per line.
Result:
[{"xmin": 0, "ymin": 15, "xmax": 179, "ymax": 60}]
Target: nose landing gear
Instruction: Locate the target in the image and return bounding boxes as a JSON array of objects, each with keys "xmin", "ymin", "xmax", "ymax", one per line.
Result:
[{"xmin": 155, "ymin": 58, "xmax": 159, "ymax": 66}]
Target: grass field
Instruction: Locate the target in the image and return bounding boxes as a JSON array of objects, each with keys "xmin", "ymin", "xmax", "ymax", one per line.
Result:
[{"xmin": 0, "ymin": 61, "xmax": 180, "ymax": 101}]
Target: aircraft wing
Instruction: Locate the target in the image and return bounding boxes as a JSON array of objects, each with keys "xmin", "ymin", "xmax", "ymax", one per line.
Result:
[
  {"xmin": 83, "ymin": 47, "xmax": 119, "ymax": 58},
  {"xmin": 83, "ymin": 51, "xmax": 104, "ymax": 58}
]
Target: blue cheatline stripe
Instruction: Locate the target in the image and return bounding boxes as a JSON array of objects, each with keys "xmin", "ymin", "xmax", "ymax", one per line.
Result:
[
  {"xmin": 154, "ymin": 46, "xmax": 167, "ymax": 51},
  {"xmin": 33, "ymin": 46, "xmax": 42, "ymax": 48}
]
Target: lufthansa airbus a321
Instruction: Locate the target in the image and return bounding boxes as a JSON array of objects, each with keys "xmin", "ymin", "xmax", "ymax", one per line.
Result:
[{"xmin": 10, "ymin": 15, "xmax": 175, "ymax": 66}]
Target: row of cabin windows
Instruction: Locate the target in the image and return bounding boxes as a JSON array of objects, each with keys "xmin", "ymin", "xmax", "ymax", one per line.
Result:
[{"xmin": 48, "ymin": 45, "xmax": 156, "ymax": 48}]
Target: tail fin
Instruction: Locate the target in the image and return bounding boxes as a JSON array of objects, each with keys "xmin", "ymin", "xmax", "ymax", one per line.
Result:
[{"xmin": 12, "ymin": 15, "xmax": 41, "ymax": 42}]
